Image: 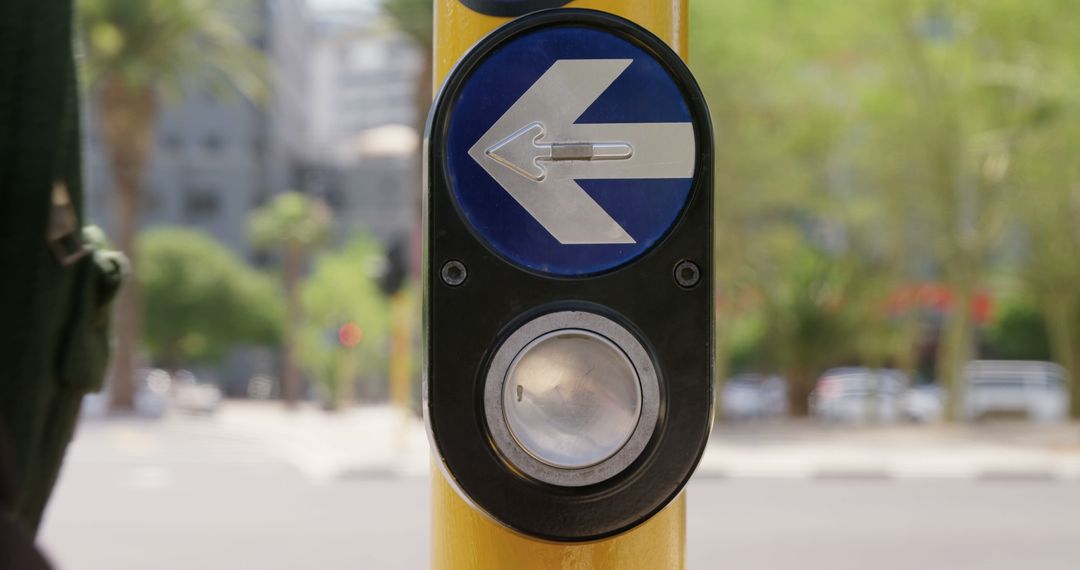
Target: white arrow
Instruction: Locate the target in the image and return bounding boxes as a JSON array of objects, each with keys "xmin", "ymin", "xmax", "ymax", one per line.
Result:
[
  {"xmin": 468, "ymin": 59, "xmax": 695, "ymax": 245},
  {"xmin": 486, "ymin": 122, "xmax": 634, "ymax": 181}
]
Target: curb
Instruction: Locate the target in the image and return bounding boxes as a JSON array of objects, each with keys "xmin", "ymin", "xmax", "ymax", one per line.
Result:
[{"xmin": 690, "ymin": 467, "xmax": 1080, "ymax": 481}]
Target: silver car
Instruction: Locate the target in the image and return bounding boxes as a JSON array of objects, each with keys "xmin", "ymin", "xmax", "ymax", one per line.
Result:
[
  {"xmin": 722, "ymin": 374, "xmax": 787, "ymax": 420},
  {"xmin": 901, "ymin": 384, "xmax": 945, "ymax": 423},
  {"xmin": 172, "ymin": 369, "xmax": 222, "ymax": 415},
  {"xmin": 810, "ymin": 367, "xmax": 908, "ymax": 423},
  {"xmin": 963, "ymin": 360, "xmax": 1067, "ymax": 422}
]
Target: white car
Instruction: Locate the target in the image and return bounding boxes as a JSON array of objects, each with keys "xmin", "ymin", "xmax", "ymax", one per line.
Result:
[
  {"xmin": 722, "ymin": 374, "xmax": 787, "ymax": 420},
  {"xmin": 901, "ymin": 384, "xmax": 945, "ymax": 423},
  {"xmin": 963, "ymin": 361, "xmax": 1067, "ymax": 422},
  {"xmin": 172, "ymin": 370, "xmax": 222, "ymax": 415},
  {"xmin": 134, "ymin": 368, "xmax": 172, "ymax": 417},
  {"xmin": 810, "ymin": 367, "xmax": 908, "ymax": 423}
]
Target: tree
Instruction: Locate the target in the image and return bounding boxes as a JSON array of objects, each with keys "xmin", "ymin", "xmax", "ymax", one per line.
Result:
[
  {"xmin": 138, "ymin": 228, "xmax": 281, "ymax": 370},
  {"xmin": 249, "ymin": 191, "xmax": 331, "ymax": 407},
  {"xmin": 846, "ymin": 0, "xmax": 1080, "ymax": 419},
  {"xmin": 299, "ymin": 236, "xmax": 390, "ymax": 410},
  {"xmin": 687, "ymin": 0, "xmax": 1080, "ymax": 420},
  {"xmin": 1008, "ymin": 42, "xmax": 1080, "ymax": 416},
  {"xmin": 760, "ymin": 250, "xmax": 863, "ymax": 415},
  {"xmin": 690, "ymin": 0, "xmax": 882, "ymax": 415},
  {"xmin": 79, "ymin": 0, "xmax": 265, "ymax": 409},
  {"xmin": 985, "ymin": 299, "xmax": 1051, "ymax": 362}
]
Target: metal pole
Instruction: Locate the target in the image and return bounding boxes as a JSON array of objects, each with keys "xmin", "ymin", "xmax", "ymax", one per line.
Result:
[{"xmin": 431, "ymin": 2, "xmax": 690, "ymax": 568}]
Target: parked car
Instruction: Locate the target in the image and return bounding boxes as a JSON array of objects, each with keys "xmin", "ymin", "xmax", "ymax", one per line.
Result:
[
  {"xmin": 134, "ymin": 368, "xmax": 172, "ymax": 418},
  {"xmin": 963, "ymin": 360, "xmax": 1067, "ymax": 422},
  {"xmin": 900, "ymin": 384, "xmax": 945, "ymax": 423},
  {"xmin": 172, "ymin": 370, "xmax": 222, "ymax": 415},
  {"xmin": 810, "ymin": 367, "xmax": 908, "ymax": 423},
  {"xmin": 246, "ymin": 374, "xmax": 276, "ymax": 400},
  {"xmin": 722, "ymin": 374, "xmax": 787, "ymax": 420},
  {"xmin": 81, "ymin": 367, "xmax": 172, "ymax": 418}
]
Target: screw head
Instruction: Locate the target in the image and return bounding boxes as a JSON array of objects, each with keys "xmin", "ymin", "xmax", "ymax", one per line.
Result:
[
  {"xmin": 441, "ymin": 260, "xmax": 467, "ymax": 287},
  {"xmin": 673, "ymin": 260, "xmax": 701, "ymax": 289}
]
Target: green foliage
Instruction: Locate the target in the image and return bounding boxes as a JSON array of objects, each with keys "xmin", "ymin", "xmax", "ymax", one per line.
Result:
[
  {"xmin": 986, "ymin": 299, "xmax": 1051, "ymax": 361},
  {"xmin": 299, "ymin": 235, "xmax": 391, "ymax": 409},
  {"xmin": 138, "ymin": 228, "xmax": 282, "ymax": 367},
  {"xmin": 725, "ymin": 312, "xmax": 767, "ymax": 375},
  {"xmin": 249, "ymin": 191, "xmax": 332, "ymax": 251},
  {"xmin": 248, "ymin": 191, "xmax": 333, "ymax": 406},
  {"xmin": 382, "ymin": 0, "xmax": 433, "ymax": 49},
  {"xmin": 691, "ymin": 0, "xmax": 1080, "ymax": 416},
  {"xmin": 762, "ymin": 250, "xmax": 862, "ymax": 373},
  {"xmin": 78, "ymin": 0, "xmax": 267, "ymax": 102}
]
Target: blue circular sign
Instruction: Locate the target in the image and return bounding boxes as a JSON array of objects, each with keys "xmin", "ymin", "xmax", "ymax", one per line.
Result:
[{"xmin": 445, "ymin": 25, "xmax": 697, "ymax": 276}]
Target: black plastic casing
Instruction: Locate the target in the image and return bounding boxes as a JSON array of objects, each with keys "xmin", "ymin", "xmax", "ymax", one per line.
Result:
[{"xmin": 424, "ymin": 8, "xmax": 714, "ymax": 542}]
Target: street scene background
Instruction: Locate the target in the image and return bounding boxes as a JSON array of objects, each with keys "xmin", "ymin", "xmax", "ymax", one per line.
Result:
[{"xmin": 42, "ymin": 0, "xmax": 1080, "ymax": 568}]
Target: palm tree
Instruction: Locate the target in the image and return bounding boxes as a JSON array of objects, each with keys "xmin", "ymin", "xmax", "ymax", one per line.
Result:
[
  {"xmin": 79, "ymin": 0, "xmax": 265, "ymax": 409},
  {"xmin": 250, "ymin": 192, "xmax": 331, "ymax": 408}
]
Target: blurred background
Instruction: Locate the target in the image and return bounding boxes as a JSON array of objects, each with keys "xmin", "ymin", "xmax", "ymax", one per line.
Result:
[{"xmin": 40, "ymin": 0, "xmax": 1080, "ymax": 568}]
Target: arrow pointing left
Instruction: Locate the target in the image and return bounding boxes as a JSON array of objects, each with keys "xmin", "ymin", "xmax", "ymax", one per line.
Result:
[
  {"xmin": 486, "ymin": 122, "xmax": 634, "ymax": 182},
  {"xmin": 468, "ymin": 59, "xmax": 695, "ymax": 245}
]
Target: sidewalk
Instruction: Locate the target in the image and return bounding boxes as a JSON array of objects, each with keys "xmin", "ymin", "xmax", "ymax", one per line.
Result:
[
  {"xmin": 116, "ymin": 401, "xmax": 1080, "ymax": 482},
  {"xmin": 212, "ymin": 401, "xmax": 431, "ymax": 482},
  {"xmin": 700, "ymin": 420, "xmax": 1080, "ymax": 480}
]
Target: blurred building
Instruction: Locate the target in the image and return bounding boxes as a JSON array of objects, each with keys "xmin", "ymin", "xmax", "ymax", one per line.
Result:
[
  {"xmin": 264, "ymin": 0, "xmax": 313, "ymax": 202},
  {"xmin": 84, "ymin": 0, "xmax": 424, "ymax": 253},
  {"xmin": 306, "ymin": 5, "xmax": 422, "ymax": 156},
  {"xmin": 83, "ymin": 0, "xmax": 312, "ymax": 258},
  {"xmin": 338, "ymin": 125, "xmax": 420, "ymax": 242},
  {"xmin": 303, "ymin": 4, "xmax": 424, "ymax": 246}
]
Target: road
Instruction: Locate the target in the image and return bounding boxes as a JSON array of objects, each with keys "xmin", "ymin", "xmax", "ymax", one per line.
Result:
[{"xmin": 38, "ymin": 414, "xmax": 1080, "ymax": 570}]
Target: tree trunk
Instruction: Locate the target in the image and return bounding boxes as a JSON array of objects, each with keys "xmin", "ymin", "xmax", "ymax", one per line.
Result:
[
  {"xmin": 787, "ymin": 367, "xmax": 814, "ymax": 417},
  {"xmin": 1043, "ymin": 294, "xmax": 1080, "ymax": 419},
  {"xmin": 99, "ymin": 76, "xmax": 155, "ymax": 411},
  {"xmin": 1071, "ymin": 343, "xmax": 1080, "ymax": 421},
  {"xmin": 281, "ymin": 243, "xmax": 303, "ymax": 408},
  {"xmin": 328, "ymin": 348, "xmax": 357, "ymax": 412},
  {"xmin": 937, "ymin": 283, "xmax": 974, "ymax": 422},
  {"xmin": 165, "ymin": 341, "xmax": 184, "ymax": 375}
]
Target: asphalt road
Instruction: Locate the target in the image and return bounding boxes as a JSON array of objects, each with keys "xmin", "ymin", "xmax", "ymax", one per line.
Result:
[{"xmin": 38, "ymin": 418, "xmax": 1080, "ymax": 570}]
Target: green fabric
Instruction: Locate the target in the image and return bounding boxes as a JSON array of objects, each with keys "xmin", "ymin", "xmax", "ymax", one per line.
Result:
[{"xmin": 0, "ymin": 0, "xmax": 124, "ymax": 534}]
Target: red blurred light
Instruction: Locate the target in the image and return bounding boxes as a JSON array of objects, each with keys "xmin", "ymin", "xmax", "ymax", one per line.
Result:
[{"xmin": 338, "ymin": 322, "xmax": 363, "ymax": 348}]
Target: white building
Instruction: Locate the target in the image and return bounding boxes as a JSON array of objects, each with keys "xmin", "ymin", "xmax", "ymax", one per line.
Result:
[
  {"xmin": 302, "ymin": 4, "xmax": 425, "ymax": 245},
  {"xmin": 306, "ymin": 6, "xmax": 423, "ymax": 157}
]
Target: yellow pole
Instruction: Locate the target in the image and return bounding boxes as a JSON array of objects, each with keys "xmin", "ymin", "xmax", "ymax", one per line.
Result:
[
  {"xmin": 431, "ymin": 2, "xmax": 690, "ymax": 568},
  {"xmin": 389, "ymin": 290, "xmax": 412, "ymax": 411},
  {"xmin": 434, "ymin": 1, "xmax": 689, "ymax": 83}
]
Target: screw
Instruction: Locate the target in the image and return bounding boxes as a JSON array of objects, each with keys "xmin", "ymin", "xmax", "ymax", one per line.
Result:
[
  {"xmin": 674, "ymin": 260, "xmax": 700, "ymax": 289},
  {"xmin": 441, "ymin": 260, "xmax": 467, "ymax": 287}
]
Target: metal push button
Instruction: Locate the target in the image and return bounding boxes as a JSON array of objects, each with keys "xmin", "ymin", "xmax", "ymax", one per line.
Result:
[
  {"xmin": 503, "ymin": 330, "xmax": 642, "ymax": 469},
  {"xmin": 484, "ymin": 311, "xmax": 660, "ymax": 487}
]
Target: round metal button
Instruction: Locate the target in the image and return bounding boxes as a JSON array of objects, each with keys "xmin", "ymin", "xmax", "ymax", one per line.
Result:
[
  {"xmin": 504, "ymin": 330, "xmax": 642, "ymax": 469},
  {"xmin": 484, "ymin": 310, "xmax": 660, "ymax": 487}
]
